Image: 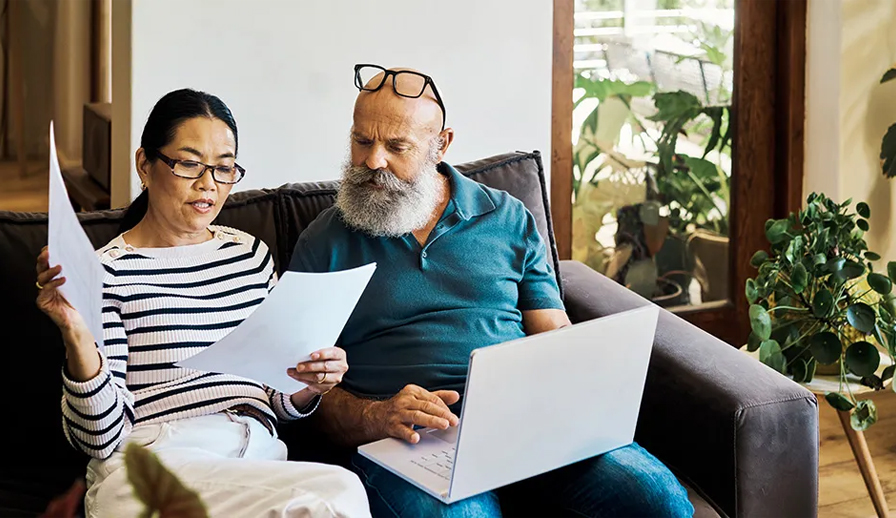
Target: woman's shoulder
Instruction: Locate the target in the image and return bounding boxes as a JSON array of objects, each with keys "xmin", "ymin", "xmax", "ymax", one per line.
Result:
[
  {"xmin": 95, "ymin": 234, "xmax": 127, "ymax": 266},
  {"xmin": 209, "ymin": 225, "xmax": 270, "ymax": 253}
]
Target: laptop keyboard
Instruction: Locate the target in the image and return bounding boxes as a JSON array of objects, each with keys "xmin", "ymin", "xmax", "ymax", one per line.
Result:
[{"xmin": 411, "ymin": 447, "xmax": 456, "ymax": 480}]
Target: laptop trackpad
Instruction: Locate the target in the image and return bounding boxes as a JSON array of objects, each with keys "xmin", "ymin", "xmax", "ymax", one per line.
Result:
[{"xmin": 425, "ymin": 425, "xmax": 460, "ymax": 445}]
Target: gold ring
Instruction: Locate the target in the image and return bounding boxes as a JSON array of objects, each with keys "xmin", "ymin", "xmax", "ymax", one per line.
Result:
[
  {"xmin": 35, "ymin": 281, "xmax": 44, "ymax": 290},
  {"xmin": 316, "ymin": 373, "xmax": 326, "ymax": 384}
]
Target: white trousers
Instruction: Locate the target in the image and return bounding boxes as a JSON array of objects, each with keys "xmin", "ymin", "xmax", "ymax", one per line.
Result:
[{"xmin": 85, "ymin": 412, "xmax": 371, "ymax": 518}]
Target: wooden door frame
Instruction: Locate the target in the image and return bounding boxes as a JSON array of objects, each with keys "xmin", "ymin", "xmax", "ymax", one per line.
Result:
[{"xmin": 550, "ymin": 0, "xmax": 807, "ymax": 345}]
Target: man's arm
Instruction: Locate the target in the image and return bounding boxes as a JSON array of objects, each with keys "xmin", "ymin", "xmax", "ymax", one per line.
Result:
[
  {"xmin": 522, "ymin": 308, "xmax": 572, "ymax": 335},
  {"xmin": 312, "ymin": 388, "xmax": 383, "ymax": 448},
  {"xmin": 314, "ymin": 385, "xmax": 460, "ymax": 448}
]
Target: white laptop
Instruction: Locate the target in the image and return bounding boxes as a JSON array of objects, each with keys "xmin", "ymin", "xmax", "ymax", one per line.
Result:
[{"xmin": 357, "ymin": 305, "xmax": 660, "ymax": 504}]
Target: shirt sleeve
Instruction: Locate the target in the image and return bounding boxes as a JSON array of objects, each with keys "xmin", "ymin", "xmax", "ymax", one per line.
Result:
[
  {"xmin": 60, "ymin": 294, "xmax": 136, "ymax": 459},
  {"xmin": 518, "ymin": 208, "xmax": 565, "ymax": 311},
  {"xmin": 264, "ymin": 387, "xmax": 321, "ymax": 421}
]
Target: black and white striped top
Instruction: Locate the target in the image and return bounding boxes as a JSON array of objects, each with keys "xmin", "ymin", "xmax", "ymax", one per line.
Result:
[{"xmin": 61, "ymin": 225, "xmax": 314, "ymax": 459}]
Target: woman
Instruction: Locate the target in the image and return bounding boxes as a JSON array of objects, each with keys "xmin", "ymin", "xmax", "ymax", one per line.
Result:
[{"xmin": 35, "ymin": 89, "xmax": 370, "ymax": 518}]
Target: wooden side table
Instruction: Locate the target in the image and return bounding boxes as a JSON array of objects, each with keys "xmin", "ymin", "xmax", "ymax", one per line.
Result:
[{"xmin": 745, "ymin": 348, "xmax": 892, "ymax": 518}]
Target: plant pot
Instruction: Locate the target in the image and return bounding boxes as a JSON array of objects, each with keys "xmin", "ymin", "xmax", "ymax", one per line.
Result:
[
  {"xmin": 815, "ymin": 360, "xmax": 841, "ymax": 376},
  {"xmin": 688, "ymin": 230, "xmax": 729, "ymax": 303},
  {"xmin": 652, "ymin": 277, "xmax": 686, "ymax": 307}
]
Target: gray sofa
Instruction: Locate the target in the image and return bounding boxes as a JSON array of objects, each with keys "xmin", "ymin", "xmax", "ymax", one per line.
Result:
[{"xmin": 0, "ymin": 151, "xmax": 818, "ymax": 517}]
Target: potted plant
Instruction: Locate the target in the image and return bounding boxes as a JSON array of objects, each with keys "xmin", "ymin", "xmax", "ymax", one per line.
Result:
[
  {"xmin": 746, "ymin": 193, "xmax": 896, "ymax": 430},
  {"xmin": 572, "ymin": 73, "xmax": 731, "ymax": 304}
]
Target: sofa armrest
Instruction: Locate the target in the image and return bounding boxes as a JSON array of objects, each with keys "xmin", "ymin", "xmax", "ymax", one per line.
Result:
[{"xmin": 559, "ymin": 260, "xmax": 819, "ymax": 518}]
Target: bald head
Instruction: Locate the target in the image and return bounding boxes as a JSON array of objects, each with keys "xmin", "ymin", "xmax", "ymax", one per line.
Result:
[{"xmin": 353, "ymin": 67, "xmax": 444, "ymax": 134}]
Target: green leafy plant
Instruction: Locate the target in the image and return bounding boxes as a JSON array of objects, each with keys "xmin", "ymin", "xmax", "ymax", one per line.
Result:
[
  {"xmin": 648, "ymin": 90, "xmax": 731, "ymax": 235},
  {"xmin": 125, "ymin": 443, "xmax": 208, "ymax": 518},
  {"xmin": 746, "ymin": 193, "xmax": 896, "ymax": 430},
  {"xmin": 879, "ymin": 66, "xmax": 896, "ymax": 177}
]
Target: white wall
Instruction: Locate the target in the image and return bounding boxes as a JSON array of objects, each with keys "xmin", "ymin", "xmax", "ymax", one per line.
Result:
[
  {"xmin": 112, "ymin": 0, "xmax": 553, "ymax": 207},
  {"xmin": 804, "ymin": 0, "xmax": 896, "ymax": 263}
]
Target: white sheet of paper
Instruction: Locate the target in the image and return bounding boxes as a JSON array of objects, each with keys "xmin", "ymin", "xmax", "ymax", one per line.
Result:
[
  {"xmin": 176, "ymin": 263, "xmax": 376, "ymax": 394},
  {"xmin": 47, "ymin": 121, "xmax": 105, "ymax": 350}
]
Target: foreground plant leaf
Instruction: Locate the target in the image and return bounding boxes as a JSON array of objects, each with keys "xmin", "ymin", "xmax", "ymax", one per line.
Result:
[
  {"xmin": 125, "ymin": 443, "xmax": 208, "ymax": 518},
  {"xmin": 825, "ymin": 392, "xmax": 855, "ymax": 412},
  {"xmin": 852, "ymin": 400, "xmax": 878, "ymax": 431}
]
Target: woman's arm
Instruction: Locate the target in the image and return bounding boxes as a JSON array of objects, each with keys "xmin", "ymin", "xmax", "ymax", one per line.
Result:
[
  {"xmin": 59, "ymin": 297, "xmax": 135, "ymax": 459},
  {"xmin": 38, "ymin": 248, "xmax": 135, "ymax": 459}
]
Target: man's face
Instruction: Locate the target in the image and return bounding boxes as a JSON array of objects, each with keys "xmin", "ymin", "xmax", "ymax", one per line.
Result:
[
  {"xmin": 337, "ymin": 88, "xmax": 448, "ymax": 237},
  {"xmin": 349, "ymin": 93, "xmax": 437, "ymax": 184}
]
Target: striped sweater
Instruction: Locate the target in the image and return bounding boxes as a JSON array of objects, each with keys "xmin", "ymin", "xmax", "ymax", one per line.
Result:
[{"xmin": 61, "ymin": 225, "xmax": 314, "ymax": 459}]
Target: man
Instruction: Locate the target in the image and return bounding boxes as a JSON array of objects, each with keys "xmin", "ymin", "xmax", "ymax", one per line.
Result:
[{"xmin": 289, "ymin": 65, "xmax": 693, "ymax": 517}]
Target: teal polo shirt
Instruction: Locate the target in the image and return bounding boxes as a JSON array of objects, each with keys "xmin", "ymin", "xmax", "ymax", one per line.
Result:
[{"xmin": 289, "ymin": 163, "xmax": 564, "ymax": 398}]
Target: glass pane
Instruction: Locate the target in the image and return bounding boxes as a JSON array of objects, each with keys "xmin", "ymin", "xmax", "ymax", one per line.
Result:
[{"xmin": 571, "ymin": 0, "xmax": 734, "ymax": 309}]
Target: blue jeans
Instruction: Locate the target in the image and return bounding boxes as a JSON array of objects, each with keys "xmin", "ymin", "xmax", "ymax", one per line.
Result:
[{"xmin": 350, "ymin": 442, "xmax": 694, "ymax": 518}]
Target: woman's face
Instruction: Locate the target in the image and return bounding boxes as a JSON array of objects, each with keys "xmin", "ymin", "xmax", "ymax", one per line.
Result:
[{"xmin": 138, "ymin": 117, "xmax": 237, "ymax": 236}]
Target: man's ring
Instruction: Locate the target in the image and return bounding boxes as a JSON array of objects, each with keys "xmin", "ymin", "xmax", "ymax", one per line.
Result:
[
  {"xmin": 317, "ymin": 372, "xmax": 326, "ymax": 383},
  {"xmin": 36, "ymin": 281, "xmax": 44, "ymax": 290}
]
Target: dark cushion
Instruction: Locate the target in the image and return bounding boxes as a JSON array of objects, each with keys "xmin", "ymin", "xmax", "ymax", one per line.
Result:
[{"xmin": 0, "ymin": 151, "xmax": 555, "ymax": 514}]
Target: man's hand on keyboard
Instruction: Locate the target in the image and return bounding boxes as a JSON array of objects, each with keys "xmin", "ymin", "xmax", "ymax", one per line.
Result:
[{"xmin": 366, "ymin": 384, "xmax": 460, "ymax": 444}]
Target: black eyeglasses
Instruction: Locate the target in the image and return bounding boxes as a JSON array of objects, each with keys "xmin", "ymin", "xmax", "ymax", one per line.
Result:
[
  {"xmin": 153, "ymin": 151, "xmax": 246, "ymax": 185},
  {"xmin": 354, "ymin": 64, "xmax": 447, "ymax": 130}
]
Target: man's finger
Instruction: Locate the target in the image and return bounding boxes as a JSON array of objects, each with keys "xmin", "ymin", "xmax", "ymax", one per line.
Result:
[
  {"xmin": 400, "ymin": 409, "xmax": 452, "ymax": 430},
  {"xmin": 389, "ymin": 422, "xmax": 420, "ymax": 444},
  {"xmin": 405, "ymin": 399, "xmax": 456, "ymax": 423},
  {"xmin": 412, "ymin": 387, "xmax": 456, "ymax": 410},
  {"xmin": 433, "ymin": 390, "xmax": 461, "ymax": 406}
]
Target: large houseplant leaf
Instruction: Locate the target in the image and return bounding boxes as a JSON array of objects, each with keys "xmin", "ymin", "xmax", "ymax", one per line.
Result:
[
  {"xmin": 847, "ymin": 303, "xmax": 876, "ymax": 333},
  {"xmin": 813, "ymin": 289, "xmax": 834, "ymax": 318},
  {"xmin": 810, "ymin": 332, "xmax": 842, "ymax": 365},
  {"xmin": 749, "ymin": 304, "xmax": 772, "ymax": 340},
  {"xmin": 845, "ymin": 341, "xmax": 880, "ymax": 377},
  {"xmin": 759, "ymin": 339, "xmax": 786, "ymax": 373},
  {"xmin": 868, "ymin": 273, "xmax": 893, "ymax": 295}
]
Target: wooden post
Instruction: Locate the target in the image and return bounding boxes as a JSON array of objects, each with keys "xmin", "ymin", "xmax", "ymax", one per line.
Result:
[
  {"xmin": 838, "ymin": 409, "xmax": 890, "ymax": 518},
  {"xmin": 551, "ymin": 0, "xmax": 574, "ymax": 261},
  {"xmin": 8, "ymin": 0, "xmax": 28, "ymax": 177}
]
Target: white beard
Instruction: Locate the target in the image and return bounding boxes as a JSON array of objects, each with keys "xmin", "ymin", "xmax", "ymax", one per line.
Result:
[{"xmin": 336, "ymin": 148, "xmax": 444, "ymax": 238}]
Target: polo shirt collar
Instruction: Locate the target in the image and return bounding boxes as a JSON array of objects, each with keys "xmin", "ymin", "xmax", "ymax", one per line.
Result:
[{"xmin": 439, "ymin": 162, "xmax": 497, "ymax": 220}]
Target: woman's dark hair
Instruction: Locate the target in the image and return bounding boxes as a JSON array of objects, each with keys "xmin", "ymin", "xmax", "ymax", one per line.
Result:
[{"xmin": 118, "ymin": 88, "xmax": 239, "ymax": 233}]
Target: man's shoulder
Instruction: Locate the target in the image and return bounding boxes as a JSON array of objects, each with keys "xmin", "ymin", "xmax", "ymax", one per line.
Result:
[
  {"xmin": 470, "ymin": 181, "xmax": 530, "ymax": 223},
  {"xmin": 300, "ymin": 206, "xmax": 351, "ymax": 243}
]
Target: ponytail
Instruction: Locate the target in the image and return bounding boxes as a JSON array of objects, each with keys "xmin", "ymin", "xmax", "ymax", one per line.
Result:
[{"xmin": 117, "ymin": 189, "xmax": 149, "ymax": 234}]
